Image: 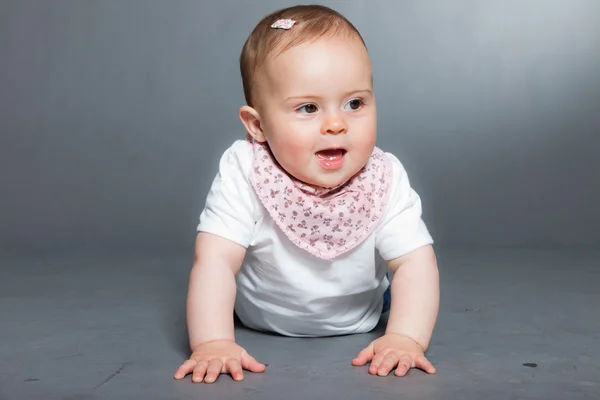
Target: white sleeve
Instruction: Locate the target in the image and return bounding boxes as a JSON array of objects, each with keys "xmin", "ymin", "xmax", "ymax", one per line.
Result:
[
  {"xmin": 197, "ymin": 140, "xmax": 256, "ymax": 247},
  {"xmin": 375, "ymin": 152, "xmax": 434, "ymax": 261}
]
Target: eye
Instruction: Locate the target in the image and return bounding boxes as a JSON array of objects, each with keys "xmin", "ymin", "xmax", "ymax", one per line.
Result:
[
  {"xmin": 298, "ymin": 104, "xmax": 318, "ymax": 114},
  {"xmin": 345, "ymin": 98, "xmax": 364, "ymax": 110}
]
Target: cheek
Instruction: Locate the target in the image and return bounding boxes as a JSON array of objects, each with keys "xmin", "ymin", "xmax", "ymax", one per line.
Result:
[
  {"xmin": 353, "ymin": 115, "xmax": 377, "ymax": 147},
  {"xmin": 283, "ymin": 135, "xmax": 312, "ymax": 153},
  {"xmin": 269, "ymin": 120, "xmax": 316, "ymax": 156}
]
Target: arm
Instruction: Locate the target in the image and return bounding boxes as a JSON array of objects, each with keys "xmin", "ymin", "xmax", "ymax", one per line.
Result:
[
  {"xmin": 385, "ymin": 244, "xmax": 439, "ymax": 351},
  {"xmin": 175, "ymin": 142, "xmax": 264, "ymax": 383},
  {"xmin": 352, "ymin": 244, "xmax": 439, "ymax": 376},
  {"xmin": 186, "ymin": 231, "xmax": 246, "ymax": 349},
  {"xmin": 175, "ymin": 232, "xmax": 265, "ymax": 383}
]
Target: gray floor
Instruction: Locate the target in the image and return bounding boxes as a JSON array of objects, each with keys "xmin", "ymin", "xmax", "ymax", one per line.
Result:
[{"xmin": 1, "ymin": 246, "xmax": 599, "ymax": 400}]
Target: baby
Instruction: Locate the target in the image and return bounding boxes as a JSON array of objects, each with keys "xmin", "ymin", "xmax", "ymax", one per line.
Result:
[{"xmin": 174, "ymin": 4, "xmax": 439, "ymax": 384}]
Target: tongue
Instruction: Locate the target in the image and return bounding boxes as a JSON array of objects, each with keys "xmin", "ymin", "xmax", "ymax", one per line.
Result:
[{"xmin": 316, "ymin": 149, "xmax": 344, "ymax": 160}]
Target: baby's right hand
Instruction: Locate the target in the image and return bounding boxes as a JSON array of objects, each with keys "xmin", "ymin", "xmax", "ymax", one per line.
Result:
[{"xmin": 173, "ymin": 339, "xmax": 266, "ymax": 383}]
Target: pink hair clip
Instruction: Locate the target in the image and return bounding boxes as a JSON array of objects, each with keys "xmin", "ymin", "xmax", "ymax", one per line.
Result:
[{"xmin": 271, "ymin": 19, "xmax": 296, "ymax": 30}]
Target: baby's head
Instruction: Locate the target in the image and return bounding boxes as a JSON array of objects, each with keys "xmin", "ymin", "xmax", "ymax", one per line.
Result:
[{"xmin": 239, "ymin": 5, "xmax": 377, "ymax": 190}]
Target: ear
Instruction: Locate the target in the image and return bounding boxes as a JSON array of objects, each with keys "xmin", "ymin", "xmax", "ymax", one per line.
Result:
[{"xmin": 239, "ymin": 106, "xmax": 267, "ymax": 142}]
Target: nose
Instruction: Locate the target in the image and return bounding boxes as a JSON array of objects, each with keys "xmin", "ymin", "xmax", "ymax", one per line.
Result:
[{"xmin": 320, "ymin": 113, "xmax": 347, "ymax": 135}]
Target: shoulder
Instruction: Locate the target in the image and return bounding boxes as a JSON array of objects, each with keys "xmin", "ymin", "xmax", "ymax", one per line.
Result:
[
  {"xmin": 379, "ymin": 149, "xmax": 409, "ymax": 184},
  {"xmin": 218, "ymin": 139, "xmax": 253, "ymax": 180},
  {"xmin": 378, "ymin": 148, "xmax": 418, "ymax": 206}
]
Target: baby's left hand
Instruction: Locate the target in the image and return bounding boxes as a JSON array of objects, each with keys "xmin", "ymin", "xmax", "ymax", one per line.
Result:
[{"xmin": 351, "ymin": 333, "xmax": 436, "ymax": 377}]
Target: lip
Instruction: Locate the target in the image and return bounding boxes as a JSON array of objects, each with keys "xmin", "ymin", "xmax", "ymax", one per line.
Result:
[
  {"xmin": 315, "ymin": 148, "xmax": 346, "ymax": 170},
  {"xmin": 316, "ymin": 146, "xmax": 348, "ymax": 154}
]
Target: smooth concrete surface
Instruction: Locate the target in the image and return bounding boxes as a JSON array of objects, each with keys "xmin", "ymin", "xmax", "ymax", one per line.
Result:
[{"xmin": 1, "ymin": 246, "xmax": 598, "ymax": 400}]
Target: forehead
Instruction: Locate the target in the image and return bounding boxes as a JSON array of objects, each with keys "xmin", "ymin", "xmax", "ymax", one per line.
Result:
[{"xmin": 258, "ymin": 37, "xmax": 372, "ymax": 98}]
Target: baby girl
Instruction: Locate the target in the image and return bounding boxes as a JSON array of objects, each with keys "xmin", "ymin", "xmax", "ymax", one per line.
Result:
[{"xmin": 174, "ymin": 4, "xmax": 439, "ymax": 384}]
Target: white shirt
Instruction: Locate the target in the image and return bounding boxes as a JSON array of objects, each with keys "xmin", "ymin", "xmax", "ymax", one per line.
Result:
[{"xmin": 197, "ymin": 140, "xmax": 433, "ymax": 337}]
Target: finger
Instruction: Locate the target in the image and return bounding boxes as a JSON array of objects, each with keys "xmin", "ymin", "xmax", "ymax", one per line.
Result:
[
  {"xmin": 368, "ymin": 351, "xmax": 389, "ymax": 375},
  {"xmin": 204, "ymin": 359, "xmax": 223, "ymax": 384},
  {"xmin": 241, "ymin": 353, "xmax": 266, "ymax": 373},
  {"xmin": 174, "ymin": 359, "xmax": 197, "ymax": 380},
  {"xmin": 191, "ymin": 360, "xmax": 209, "ymax": 383},
  {"xmin": 351, "ymin": 345, "xmax": 374, "ymax": 366},
  {"xmin": 226, "ymin": 359, "xmax": 244, "ymax": 381},
  {"xmin": 415, "ymin": 356, "xmax": 436, "ymax": 374},
  {"xmin": 377, "ymin": 352, "xmax": 400, "ymax": 376},
  {"xmin": 394, "ymin": 354, "xmax": 413, "ymax": 377}
]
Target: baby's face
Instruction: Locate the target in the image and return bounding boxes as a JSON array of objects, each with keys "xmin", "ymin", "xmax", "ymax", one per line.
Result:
[{"xmin": 255, "ymin": 37, "xmax": 377, "ymax": 188}]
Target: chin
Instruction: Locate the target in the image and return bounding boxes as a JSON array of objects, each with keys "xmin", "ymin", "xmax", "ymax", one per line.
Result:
[
  {"xmin": 297, "ymin": 163, "xmax": 358, "ymax": 189},
  {"xmin": 314, "ymin": 173, "xmax": 353, "ymax": 189}
]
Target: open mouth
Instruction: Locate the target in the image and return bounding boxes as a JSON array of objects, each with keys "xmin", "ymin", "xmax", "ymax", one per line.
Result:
[
  {"xmin": 315, "ymin": 148, "xmax": 346, "ymax": 160},
  {"xmin": 315, "ymin": 148, "xmax": 346, "ymax": 169}
]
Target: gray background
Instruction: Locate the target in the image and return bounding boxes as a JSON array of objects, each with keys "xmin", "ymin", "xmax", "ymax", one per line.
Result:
[{"xmin": 2, "ymin": 0, "xmax": 599, "ymax": 255}]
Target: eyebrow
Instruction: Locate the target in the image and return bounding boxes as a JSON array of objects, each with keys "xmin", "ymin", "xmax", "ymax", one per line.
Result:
[{"xmin": 283, "ymin": 89, "xmax": 373, "ymax": 103}]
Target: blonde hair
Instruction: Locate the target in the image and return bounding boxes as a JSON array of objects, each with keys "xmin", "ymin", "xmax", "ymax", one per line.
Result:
[{"xmin": 240, "ymin": 5, "xmax": 367, "ymax": 107}]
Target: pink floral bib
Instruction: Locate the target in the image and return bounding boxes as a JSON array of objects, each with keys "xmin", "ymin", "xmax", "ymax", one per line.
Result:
[{"xmin": 249, "ymin": 140, "xmax": 392, "ymax": 260}]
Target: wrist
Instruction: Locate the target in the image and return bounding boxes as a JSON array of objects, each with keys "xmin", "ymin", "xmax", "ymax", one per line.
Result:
[
  {"xmin": 384, "ymin": 331, "xmax": 427, "ymax": 351},
  {"xmin": 191, "ymin": 336, "xmax": 236, "ymax": 351}
]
